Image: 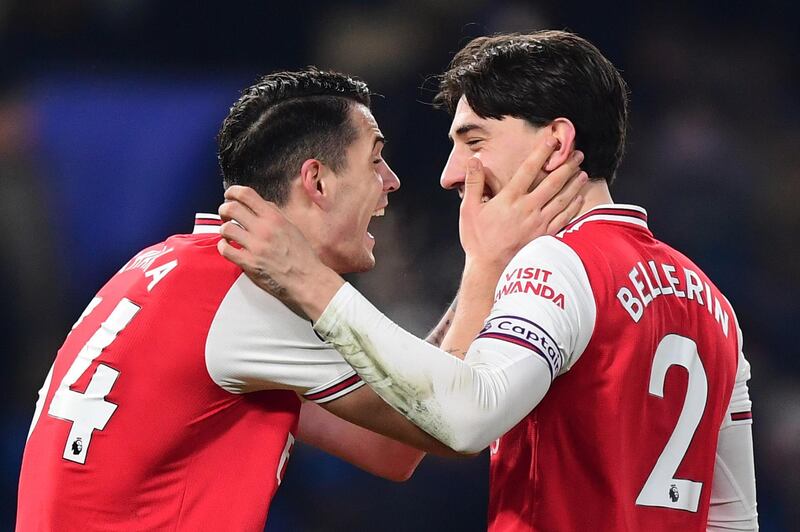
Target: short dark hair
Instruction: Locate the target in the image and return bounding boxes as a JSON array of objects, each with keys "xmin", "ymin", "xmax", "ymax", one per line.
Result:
[
  {"xmin": 436, "ymin": 31, "xmax": 629, "ymax": 183},
  {"xmin": 218, "ymin": 67, "xmax": 371, "ymax": 204}
]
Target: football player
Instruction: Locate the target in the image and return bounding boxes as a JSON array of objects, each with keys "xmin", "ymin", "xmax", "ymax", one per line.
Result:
[{"xmin": 17, "ymin": 67, "xmax": 584, "ymax": 531}]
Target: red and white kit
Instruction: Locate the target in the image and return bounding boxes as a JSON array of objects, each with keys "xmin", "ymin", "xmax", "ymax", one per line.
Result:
[
  {"xmin": 17, "ymin": 214, "xmax": 363, "ymax": 532},
  {"xmin": 483, "ymin": 205, "xmax": 754, "ymax": 531},
  {"xmin": 312, "ymin": 204, "xmax": 757, "ymax": 532}
]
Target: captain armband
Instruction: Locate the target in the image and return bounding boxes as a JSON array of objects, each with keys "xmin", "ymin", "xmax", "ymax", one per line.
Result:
[{"xmin": 476, "ymin": 315, "xmax": 564, "ymax": 379}]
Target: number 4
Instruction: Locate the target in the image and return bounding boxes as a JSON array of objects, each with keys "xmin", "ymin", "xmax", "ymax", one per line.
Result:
[
  {"xmin": 29, "ymin": 298, "xmax": 141, "ymax": 464},
  {"xmin": 636, "ymin": 334, "xmax": 708, "ymax": 512}
]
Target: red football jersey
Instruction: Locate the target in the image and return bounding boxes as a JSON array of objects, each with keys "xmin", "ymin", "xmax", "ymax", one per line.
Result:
[
  {"xmin": 484, "ymin": 205, "xmax": 744, "ymax": 531},
  {"xmin": 18, "ymin": 214, "xmax": 362, "ymax": 531}
]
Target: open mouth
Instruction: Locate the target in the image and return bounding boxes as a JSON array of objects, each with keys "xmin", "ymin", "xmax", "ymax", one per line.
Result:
[{"xmin": 367, "ymin": 204, "xmax": 388, "ymax": 241}]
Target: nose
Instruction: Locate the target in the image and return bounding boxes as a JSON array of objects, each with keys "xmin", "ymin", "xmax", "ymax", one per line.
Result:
[
  {"xmin": 440, "ymin": 147, "xmax": 466, "ymax": 190},
  {"xmin": 380, "ymin": 160, "xmax": 401, "ymax": 193}
]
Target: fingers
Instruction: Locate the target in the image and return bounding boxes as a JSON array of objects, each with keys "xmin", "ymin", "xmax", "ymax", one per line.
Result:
[
  {"xmin": 217, "ymin": 237, "xmax": 251, "ymax": 267},
  {"xmin": 218, "ymin": 220, "xmax": 251, "ymax": 250},
  {"xmin": 527, "ymin": 150, "xmax": 584, "ymax": 206},
  {"xmin": 219, "ymin": 187, "xmax": 286, "ymax": 238},
  {"xmin": 218, "ymin": 199, "xmax": 256, "ymax": 228},
  {"xmin": 504, "ymin": 137, "xmax": 559, "ymax": 196},
  {"xmin": 541, "ymin": 168, "xmax": 588, "ymax": 218},
  {"xmin": 462, "ymin": 157, "xmax": 486, "ymax": 208},
  {"xmin": 223, "ymin": 185, "xmax": 270, "ymax": 216},
  {"xmin": 545, "ymin": 192, "xmax": 584, "ymax": 235}
]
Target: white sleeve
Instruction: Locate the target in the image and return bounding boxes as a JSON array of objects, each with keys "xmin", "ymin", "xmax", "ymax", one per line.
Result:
[
  {"xmin": 476, "ymin": 236, "xmax": 596, "ymax": 377},
  {"xmin": 205, "ymin": 273, "xmax": 364, "ymax": 403},
  {"xmin": 708, "ymin": 312, "xmax": 758, "ymax": 531},
  {"xmin": 311, "ymin": 238, "xmax": 596, "ymax": 453}
]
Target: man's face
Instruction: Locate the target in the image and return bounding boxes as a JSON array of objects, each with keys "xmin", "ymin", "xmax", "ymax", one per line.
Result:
[
  {"xmin": 320, "ymin": 104, "xmax": 400, "ymax": 274},
  {"xmin": 441, "ymin": 96, "xmax": 547, "ymax": 198}
]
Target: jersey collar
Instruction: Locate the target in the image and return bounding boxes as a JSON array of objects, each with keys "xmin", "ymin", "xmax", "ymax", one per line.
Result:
[
  {"xmin": 558, "ymin": 204, "xmax": 649, "ymax": 236},
  {"xmin": 193, "ymin": 213, "xmax": 222, "ymax": 234}
]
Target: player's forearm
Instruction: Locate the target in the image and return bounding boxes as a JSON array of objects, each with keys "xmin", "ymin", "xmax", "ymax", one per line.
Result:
[
  {"xmin": 707, "ymin": 423, "xmax": 758, "ymax": 531},
  {"xmin": 440, "ymin": 260, "xmax": 504, "ymax": 359},
  {"xmin": 319, "ymin": 385, "xmax": 460, "ymax": 458},
  {"xmin": 298, "ymin": 400, "xmax": 425, "ymax": 481},
  {"xmin": 425, "ymin": 297, "xmax": 457, "ymax": 347},
  {"xmin": 314, "ymin": 283, "xmax": 551, "ymax": 453},
  {"xmin": 337, "ymin": 430, "xmax": 425, "ymax": 482}
]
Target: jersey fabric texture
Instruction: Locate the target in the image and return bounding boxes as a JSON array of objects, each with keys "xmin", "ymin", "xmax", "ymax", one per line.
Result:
[
  {"xmin": 483, "ymin": 205, "xmax": 747, "ymax": 532},
  {"xmin": 17, "ymin": 214, "xmax": 362, "ymax": 532}
]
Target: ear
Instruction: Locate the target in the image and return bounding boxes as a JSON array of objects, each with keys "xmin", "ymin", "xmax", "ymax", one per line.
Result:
[
  {"xmin": 298, "ymin": 159, "xmax": 334, "ymax": 210},
  {"xmin": 543, "ymin": 118, "xmax": 577, "ymax": 172}
]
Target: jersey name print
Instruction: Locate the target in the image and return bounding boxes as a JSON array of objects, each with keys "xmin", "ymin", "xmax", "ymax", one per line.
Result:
[
  {"xmin": 615, "ymin": 258, "xmax": 730, "ymax": 336},
  {"xmin": 485, "ymin": 205, "xmax": 741, "ymax": 531},
  {"xmin": 18, "ymin": 214, "xmax": 362, "ymax": 532}
]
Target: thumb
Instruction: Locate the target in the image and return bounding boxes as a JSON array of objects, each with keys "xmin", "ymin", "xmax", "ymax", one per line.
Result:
[{"xmin": 463, "ymin": 157, "xmax": 485, "ymax": 208}]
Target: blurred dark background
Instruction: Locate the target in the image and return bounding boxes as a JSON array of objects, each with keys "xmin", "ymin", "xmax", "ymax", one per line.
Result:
[{"xmin": 2, "ymin": 1, "xmax": 798, "ymax": 530}]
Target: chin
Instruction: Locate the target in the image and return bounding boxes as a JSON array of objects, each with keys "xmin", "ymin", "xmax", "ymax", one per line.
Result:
[
  {"xmin": 328, "ymin": 249, "xmax": 376, "ymax": 275},
  {"xmin": 349, "ymin": 253, "xmax": 376, "ymax": 273}
]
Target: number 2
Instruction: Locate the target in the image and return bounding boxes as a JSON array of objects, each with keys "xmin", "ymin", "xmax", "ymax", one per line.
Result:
[
  {"xmin": 636, "ymin": 334, "xmax": 708, "ymax": 512},
  {"xmin": 28, "ymin": 297, "xmax": 140, "ymax": 464}
]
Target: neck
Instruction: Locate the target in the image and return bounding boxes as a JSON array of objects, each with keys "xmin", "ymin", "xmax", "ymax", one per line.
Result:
[
  {"xmin": 281, "ymin": 199, "xmax": 342, "ymax": 273},
  {"xmin": 575, "ymin": 179, "xmax": 613, "ymax": 217}
]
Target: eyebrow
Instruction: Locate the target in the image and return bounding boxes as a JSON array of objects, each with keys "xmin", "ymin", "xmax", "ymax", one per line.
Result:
[
  {"xmin": 448, "ymin": 123, "xmax": 488, "ymax": 141},
  {"xmin": 372, "ymin": 134, "xmax": 386, "ymax": 150}
]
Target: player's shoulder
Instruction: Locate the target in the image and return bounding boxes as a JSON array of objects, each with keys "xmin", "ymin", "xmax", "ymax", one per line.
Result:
[
  {"xmin": 111, "ymin": 230, "xmax": 239, "ymax": 302},
  {"xmin": 497, "ymin": 236, "xmax": 593, "ymax": 309},
  {"xmin": 166, "ymin": 231, "xmax": 237, "ymax": 272},
  {"xmin": 209, "ymin": 267, "xmax": 326, "ymax": 346},
  {"xmin": 512, "ymin": 235, "xmax": 585, "ymax": 273},
  {"xmin": 157, "ymin": 214, "xmax": 235, "ymax": 268}
]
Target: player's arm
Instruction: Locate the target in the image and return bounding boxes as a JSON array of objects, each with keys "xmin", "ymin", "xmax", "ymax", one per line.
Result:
[
  {"xmin": 426, "ymin": 297, "xmax": 457, "ymax": 348},
  {"xmin": 298, "ymin": 296, "xmax": 468, "ymax": 476},
  {"xmin": 295, "ymin": 296, "xmax": 467, "ymax": 477},
  {"xmin": 298, "ymin": 298, "xmax": 466, "ymax": 482},
  {"xmin": 296, "ymin": 399, "xmax": 425, "ymax": 482},
  {"xmin": 306, "ymin": 383, "xmax": 468, "ymax": 455},
  {"xmin": 307, "ymin": 235, "xmax": 594, "ymax": 453},
  {"xmin": 203, "ymin": 274, "xmax": 460, "ymax": 478},
  {"xmin": 707, "ymin": 338, "xmax": 758, "ymax": 530}
]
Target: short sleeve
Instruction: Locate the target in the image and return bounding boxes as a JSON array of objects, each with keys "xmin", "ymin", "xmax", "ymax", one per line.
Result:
[
  {"xmin": 205, "ymin": 274, "xmax": 363, "ymax": 402},
  {"xmin": 471, "ymin": 236, "xmax": 596, "ymax": 379}
]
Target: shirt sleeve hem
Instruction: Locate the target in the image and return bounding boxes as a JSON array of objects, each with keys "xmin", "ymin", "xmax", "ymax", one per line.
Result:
[{"xmin": 303, "ymin": 371, "xmax": 364, "ymax": 403}]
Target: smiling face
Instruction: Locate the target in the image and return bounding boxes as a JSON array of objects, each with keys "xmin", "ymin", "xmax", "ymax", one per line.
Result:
[
  {"xmin": 440, "ymin": 96, "xmax": 548, "ymax": 198},
  {"xmin": 319, "ymin": 104, "xmax": 400, "ymax": 273}
]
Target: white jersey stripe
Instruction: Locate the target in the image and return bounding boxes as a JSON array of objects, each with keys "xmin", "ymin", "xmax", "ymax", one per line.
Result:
[{"xmin": 307, "ymin": 379, "xmax": 366, "ymax": 404}]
